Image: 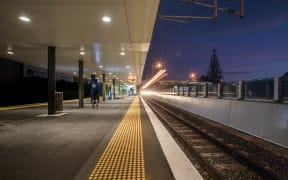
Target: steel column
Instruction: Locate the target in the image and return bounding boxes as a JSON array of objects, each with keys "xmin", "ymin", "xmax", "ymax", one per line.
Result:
[
  {"xmin": 48, "ymin": 46, "xmax": 56, "ymax": 115},
  {"xmin": 102, "ymin": 73, "xmax": 106, "ymax": 101},
  {"xmin": 78, "ymin": 60, "xmax": 84, "ymax": 108}
]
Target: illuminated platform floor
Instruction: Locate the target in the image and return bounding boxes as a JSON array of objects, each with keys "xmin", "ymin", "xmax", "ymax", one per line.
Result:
[{"xmin": 0, "ymin": 96, "xmax": 202, "ymax": 180}]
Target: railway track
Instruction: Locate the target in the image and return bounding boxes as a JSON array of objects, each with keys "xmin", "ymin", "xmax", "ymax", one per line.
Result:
[{"xmin": 143, "ymin": 96, "xmax": 288, "ymax": 180}]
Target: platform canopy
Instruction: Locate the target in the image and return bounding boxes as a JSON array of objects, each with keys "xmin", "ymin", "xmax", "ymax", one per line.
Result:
[{"xmin": 0, "ymin": 0, "xmax": 160, "ymax": 85}]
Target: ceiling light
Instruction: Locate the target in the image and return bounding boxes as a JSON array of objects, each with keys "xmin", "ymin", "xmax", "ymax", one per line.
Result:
[
  {"xmin": 19, "ymin": 16, "xmax": 31, "ymax": 22},
  {"xmin": 80, "ymin": 51, "xmax": 85, "ymax": 55},
  {"xmin": 99, "ymin": 65, "xmax": 104, "ymax": 68},
  {"xmin": 102, "ymin": 16, "xmax": 111, "ymax": 23},
  {"xmin": 120, "ymin": 52, "xmax": 125, "ymax": 56},
  {"xmin": 7, "ymin": 51, "xmax": 14, "ymax": 55},
  {"xmin": 126, "ymin": 65, "xmax": 130, "ymax": 69},
  {"xmin": 73, "ymin": 72, "xmax": 77, "ymax": 75}
]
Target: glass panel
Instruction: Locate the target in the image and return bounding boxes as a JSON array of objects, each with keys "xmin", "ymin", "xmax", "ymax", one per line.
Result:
[
  {"xmin": 183, "ymin": 87, "xmax": 189, "ymax": 96},
  {"xmin": 189, "ymin": 85, "xmax": 197, "ymax": 96},
  {"xmin": 208, "ymin": 83, "xmax": 218, "ymax": 97},
  {"xmin": 223, "ymin": 82, "xmax": 238, "ymax": 98},
  {"xmin": 244, "ymin": 78, "xmax": 274, "ymax": 100},
  {"xmin": 198, "ymin": 84, "xmax": 205, "ymax": 97},
  {"xmin": 172, "ymin": 87, "xmax": 177, "ymax": 95}
]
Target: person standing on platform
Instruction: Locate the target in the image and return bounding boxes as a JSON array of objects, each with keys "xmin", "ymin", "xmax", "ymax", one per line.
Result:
[
  {"xmin": 91, "ymin": 76, "xmax": 101, "ymax": 108},
  {"xmin": 107, "ymin": 84, "xmax": 112, "ymax": 100}
]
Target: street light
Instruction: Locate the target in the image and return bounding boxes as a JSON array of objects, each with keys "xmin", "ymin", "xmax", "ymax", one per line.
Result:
[
  {"xmin": 156, "ymin": 63, "xmax": 162, "ymax": 68},
  {"xmin": 152, "ymin": 62, "xmax": 163, "ymax": 77},
  {"xmin": 190, "ymin": 73, "xmax": 197, "ymax": 81}
]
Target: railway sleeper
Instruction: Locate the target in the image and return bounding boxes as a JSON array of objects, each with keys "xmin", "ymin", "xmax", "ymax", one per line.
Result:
[
  {"xmin": 213, "ymin": 163, "xmax": 244, "ymax": 171},
  {"xmin": 200, "ymin": 152, "xmax": 226, "ymax": 158}
]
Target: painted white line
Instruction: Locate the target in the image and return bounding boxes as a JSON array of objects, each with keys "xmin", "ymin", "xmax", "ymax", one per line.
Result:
[{"xmin": 141, "ymin": 96, "xmax": 203, "ymax": 180}]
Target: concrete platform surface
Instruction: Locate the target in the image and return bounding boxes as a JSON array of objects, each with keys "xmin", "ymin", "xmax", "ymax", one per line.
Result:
[{"xmin": 0, "ymin": 97, "xmax": 174, "ymax": 180}]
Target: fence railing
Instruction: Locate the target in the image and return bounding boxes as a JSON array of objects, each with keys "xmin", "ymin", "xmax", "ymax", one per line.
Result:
[
  {"xmin": 244, "ymin": 78, "xmax": 274, "ymax": 100},
  {"xmin": 222, "ymin": 82, "xmax": 238, "ymax": 98},
  {"xmin": 283, "ymin": 76, "xmax": 288, "ymax": 101},
  {"xmin": 167, "ymin": 76, "xmax": 287, "ymax": 103}
]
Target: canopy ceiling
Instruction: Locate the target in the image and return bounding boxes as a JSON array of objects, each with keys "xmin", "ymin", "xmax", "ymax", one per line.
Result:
[{"xmin": 0, "ymin": 0, "xmax": 160, "ymax": 84}]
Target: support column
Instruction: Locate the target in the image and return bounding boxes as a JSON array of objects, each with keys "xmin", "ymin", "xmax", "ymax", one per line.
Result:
[
  {"xmin": 78, "ymin": 60, "xmax": 84, "ymax": 108},
  {"xmin": 102, "ymin": 73, "xmax": 106, "ymax": 102},
  {"xmin": 274, "ymin": 77, "xmax": 282, "ymax": 102},
  {"xmin": 121, "ymin": 83, "xmax": 124, "ymax": 98},
  {"xmin": 217, "ymin": 83, "xmax": 223, "ymax": 98},
  {"xmin": 113, "ymin": 78, "xmax": 116, "ymax": 99},
  {"xmin": 238, "ymin": 81, "xmax": 245, "ymax": 100},
  {"xmin": 48, "ymin": 46, "xmax": 56, "ymax": 115},
  {"xmin": 204, "ymin": 83, "xmax": 208, "ymax": 97},
  {"xmin": 91, "ymin": 74, "xmax": 95, "ymax": 104},
  {"xmin": 118, "ymin": 80, "xmax": 121, "ymax": 98},
  {"xmin": 195, "ymin": 85, "xmax": 198, "ymax": 97}
]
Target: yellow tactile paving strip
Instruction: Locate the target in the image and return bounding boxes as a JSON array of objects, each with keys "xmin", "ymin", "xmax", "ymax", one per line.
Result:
[
  {"xmin": 89, "ymin": 96, "xmax": 145, "ymax": 180},
  {"xmin": 0, "ymin": 99, "xmax": 79, "ymax": 111}
]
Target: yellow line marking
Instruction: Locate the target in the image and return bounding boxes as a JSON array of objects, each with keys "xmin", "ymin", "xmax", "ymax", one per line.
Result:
[
  {"xmin": 0, "ymin": 103, "xmax": 48, "ymax": 111},
  {"xmin": 0, "ymin": 99, "xmax": 82, "ymax": 111},
  {"xmin": 89, "ymin": 96, "xmax": 146, "ymax": 180}
]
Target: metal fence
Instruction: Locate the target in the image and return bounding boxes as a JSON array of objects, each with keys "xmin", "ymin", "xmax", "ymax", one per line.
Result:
[
  {"xmin": 244, "ymin": 78, "xmax": 274, "ymax": 100},
  {"xmin": 164, "ymin": 76, "xmax": 287, "ymax": 103},
  {"xmin": 283, "ymin": 76, "xmax": 288, "ymax": 101},
  {"xmin": 208, "ymin": 83, "xmax": 218, "ymax": 97},
  {"xmin": 222, "ymin": 82, "xmax": 238, "ymax": 98}
]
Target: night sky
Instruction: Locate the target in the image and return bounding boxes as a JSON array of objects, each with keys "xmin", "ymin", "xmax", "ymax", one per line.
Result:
[{"xmin": 142, "ymin": 0, "xmax": 288, "ymax": 82}]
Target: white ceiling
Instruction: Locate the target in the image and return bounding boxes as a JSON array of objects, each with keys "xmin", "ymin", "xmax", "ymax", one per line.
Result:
[{"xmin": 0, "ymin": 0, "xmax": 160, "ymax": 84}]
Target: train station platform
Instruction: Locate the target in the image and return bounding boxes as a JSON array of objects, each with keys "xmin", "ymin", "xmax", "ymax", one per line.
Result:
[{"xmin": 0, "ymin": 96, "xmax": 202, "ymax": 180}]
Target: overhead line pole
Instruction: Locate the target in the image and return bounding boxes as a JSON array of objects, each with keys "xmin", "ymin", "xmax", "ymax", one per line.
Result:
[{"xmin": 240, "ymin": 0, "xmax": 244, "ymax": 17}]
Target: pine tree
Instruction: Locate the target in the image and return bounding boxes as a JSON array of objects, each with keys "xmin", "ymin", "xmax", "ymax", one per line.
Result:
[{"xmin": 207, "ymin": 48, "xmax": 223, "ymax": 83}]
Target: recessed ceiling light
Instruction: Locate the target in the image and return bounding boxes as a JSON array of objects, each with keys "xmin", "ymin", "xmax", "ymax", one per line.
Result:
[
  {"xmin": 99, "ymin": 65, "xmax": 104, "ymax": 68},
  {"xmin": 120, "ymin": 52, "xmax": 125, "ymax": 56},
  {"xmin": 102, "ymin": 16, "xmax": 111, "ymax": 23},
  {"xmin": 7, "ymin": 51, "xmax": 14, "ymax": 55},
  {"xmin": 80, "ymin": 51, "xmax": 85, "ymax": 55},
  {"xmin": 126, "ymin": 65, "xmax": 130, "ymax": 69},
  {"xmin": 19, "ymin": 16, "xmax": 31, "ymax": 22}
]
